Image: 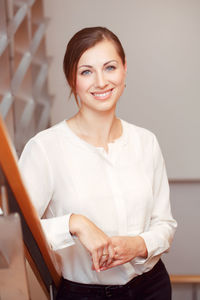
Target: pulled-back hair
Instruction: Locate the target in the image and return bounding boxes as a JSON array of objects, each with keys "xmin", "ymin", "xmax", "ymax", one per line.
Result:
[{"xmin": 63, "ymin": 27, "xmax": 126, "ymax": 105}]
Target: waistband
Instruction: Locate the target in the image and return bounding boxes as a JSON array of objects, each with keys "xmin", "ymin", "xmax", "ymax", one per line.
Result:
[{"xmin": 60, "ymin": 260, "xmax": 165, "ymax": 298}]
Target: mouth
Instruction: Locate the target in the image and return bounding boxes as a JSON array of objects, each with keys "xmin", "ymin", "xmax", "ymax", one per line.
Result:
[{"xmin": 91, "ymin": 88, "xmax": 114, "ymax": 100}]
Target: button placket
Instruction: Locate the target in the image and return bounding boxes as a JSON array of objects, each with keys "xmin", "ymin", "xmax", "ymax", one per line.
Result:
[{"xmin": 105, "ymin": 163, "xmax": 127, "ymax": 235}]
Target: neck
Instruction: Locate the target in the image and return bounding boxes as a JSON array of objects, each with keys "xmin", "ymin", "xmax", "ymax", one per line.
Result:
[{"xmin": 74, "ymin": 106, "xmax": 121, "ymax": 149}]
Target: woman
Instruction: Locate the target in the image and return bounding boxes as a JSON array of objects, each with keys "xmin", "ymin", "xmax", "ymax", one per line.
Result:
[{"xmin": 19, "ymin": 27, "xmax": 177, "ymax": 299}]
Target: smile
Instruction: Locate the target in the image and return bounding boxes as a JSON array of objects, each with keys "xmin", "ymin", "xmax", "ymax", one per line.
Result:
[{"xmin": 91, "ymin": 89, "xmax": 113, "ymax": 100}]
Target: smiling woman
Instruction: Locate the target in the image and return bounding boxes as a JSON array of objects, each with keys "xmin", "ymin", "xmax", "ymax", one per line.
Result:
[
  {"xmin": 63, "ymin": 27, "xmax": 126, "ymax": 107},
  {"xmin": 19, "ymin": 27, "xmax": 177, "ymax": 300},
  {"xmin": 75, "ymin": 40, "xmax": 126, "ymax": 112}
]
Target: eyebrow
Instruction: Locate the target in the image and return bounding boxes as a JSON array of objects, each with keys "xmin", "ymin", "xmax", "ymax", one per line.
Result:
[{"xmin": 78, "ymin": 60, "xmax": 118, "ymax": 69}]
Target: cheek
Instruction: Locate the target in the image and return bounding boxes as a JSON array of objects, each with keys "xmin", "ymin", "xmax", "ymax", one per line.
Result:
[
  {"xmin": 76, "ymin": 77, "xmax": 93, "ymax": 94},
  {"xmin": 111, "ymin": 71, "xmax": 126, "ymax": 86},
  {"xmin": 76, "ymin": 79, "xmax": 87, "ymax": 94}
]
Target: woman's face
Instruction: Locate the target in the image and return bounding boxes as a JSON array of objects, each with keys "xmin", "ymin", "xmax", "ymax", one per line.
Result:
[{"xmin": 76, "ymin": 39, "xmax": 127, "ymax": 113}]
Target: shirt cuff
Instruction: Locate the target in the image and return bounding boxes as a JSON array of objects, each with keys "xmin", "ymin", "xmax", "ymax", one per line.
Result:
[
  {"xmin": 134, "ymin": 231, "xmax": 168, "ymax": 265},
  {"xmin": 41, "ymin": 213, "xmax": 75, "ymax": 251},
  {"xmin": 133, "ymin": 232, "xmax": 156, "ymax": 265}
]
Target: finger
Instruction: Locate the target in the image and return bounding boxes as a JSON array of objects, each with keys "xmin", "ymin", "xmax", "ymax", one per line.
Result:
[
  {"xmin": 100, "ymin": 258, "xmax": 123, "ymax": 271},
  {"xmin": 113, "ymin": 246, "xmax": 121, "ymax": 258},
  {"xmin": 114, "ymin": 251, "xmax": 119, "ymax": 259},
  {"xmin": 99, "ymin": 253, "xmax": 109, "ymax": 267},
  {"xmin": 98, "ymin": 246, "xmax": 108, "ymax": 267},
  {"xmin": 102, "ymin": 246, "xmax": 109, "ymax": 256},
  {"xmin": 107, "ymin": 244, "xmax": 115, "ymax": 265},
  {"xmin": 99, "ymin": 243, "xmax": 115, "ymax": 268},
  {"xmin": 92, "ymin": 250, "xmax": 100, "ymax": 272}
]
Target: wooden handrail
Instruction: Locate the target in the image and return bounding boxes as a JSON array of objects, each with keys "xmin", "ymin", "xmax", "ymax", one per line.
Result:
[
  {"xmin": 0, "ymin": 115, "xmax": 61, "ymax": 287},
  {"xmin": 170, "ymin": 275, "xmax": 200, "ymax": 284}
]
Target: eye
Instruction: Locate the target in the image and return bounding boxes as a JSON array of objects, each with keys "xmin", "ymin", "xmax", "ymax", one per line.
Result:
[
  {"xmin": 106, "ymin": 65, "xmax": 116, "ymax": 71},
  {"xmin": 81, "ymin": 69, "xmax": 92, "ymax": 76}
]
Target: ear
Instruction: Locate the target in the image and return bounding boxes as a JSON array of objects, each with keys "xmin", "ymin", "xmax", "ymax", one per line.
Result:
[{"xmin": 124, "ymin": 59, "xmax": 127, "ymax": 73}]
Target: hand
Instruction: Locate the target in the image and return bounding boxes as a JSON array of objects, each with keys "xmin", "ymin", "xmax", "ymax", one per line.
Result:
[
  {"xmin": 99, "ymin": 236, "xmax": 147, "ymax": 271},
  {"xmin": 69, "ymin": 214, "xmax": 115, "ymax": 272}
]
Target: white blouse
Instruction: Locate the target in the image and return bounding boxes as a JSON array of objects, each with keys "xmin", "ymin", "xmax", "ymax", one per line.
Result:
[{"xmin": 19, "ymin": 119, "xmax": 177, "ymax": 285}]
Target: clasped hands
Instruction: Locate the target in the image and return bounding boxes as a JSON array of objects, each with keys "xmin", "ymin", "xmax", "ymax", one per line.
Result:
[{"xmin": 69, "ymin": 214, "xmax": 147, "ymax": 273}]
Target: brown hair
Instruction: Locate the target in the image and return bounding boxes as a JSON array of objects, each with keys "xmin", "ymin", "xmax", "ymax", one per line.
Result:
[{"xmin": 63, "ymin": 27, "xmax": 126, "ymax": 105}]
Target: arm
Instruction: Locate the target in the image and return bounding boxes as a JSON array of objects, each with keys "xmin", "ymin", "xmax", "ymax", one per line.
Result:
[
  {"xmin": 69, "ymin": 214, "xmax": 115, "ymax": 272},
  {"xmin": 135, "ymin": 135, "xmax": 177, "ymax": 263},
  {"xmin": 19, "ymin": 138, "xmax": 74, "ymax": 251},
  {"xmin": 19, "ymin": 139, "xmax": 115, "ymax": 270},
  {"xmin": 100, "ymin": 135, "xmax": 177, "ymax": 271}
]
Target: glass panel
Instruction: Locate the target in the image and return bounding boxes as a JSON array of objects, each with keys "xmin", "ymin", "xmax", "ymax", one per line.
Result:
[
  {"xmin": 0, "ymin": 213, "xmax": 30, "ymax": 300},
  {"xmin": 0, "ymin": 0, "xmax": 8, "ymax": 56}
]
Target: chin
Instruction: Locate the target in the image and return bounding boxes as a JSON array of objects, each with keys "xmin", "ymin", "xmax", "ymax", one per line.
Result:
[{"xmin": 94, "ymin": 101, "xmax": 118, "ymax": 113}]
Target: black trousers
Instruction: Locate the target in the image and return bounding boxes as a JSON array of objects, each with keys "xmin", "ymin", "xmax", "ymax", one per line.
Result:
[{"xmin": 56, "ymin": 260, "xmax": 171, "ymax": 300}]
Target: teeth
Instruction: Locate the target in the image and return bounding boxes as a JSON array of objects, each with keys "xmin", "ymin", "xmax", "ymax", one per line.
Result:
[{"xmin": 93, "ymin": 90, "xmax": 112, "ymax": 97}]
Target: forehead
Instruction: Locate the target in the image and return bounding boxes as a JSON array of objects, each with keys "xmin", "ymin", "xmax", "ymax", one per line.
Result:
[{"xmin": 78, "ymin": 40, "xmax": 121, "ymax": 66}]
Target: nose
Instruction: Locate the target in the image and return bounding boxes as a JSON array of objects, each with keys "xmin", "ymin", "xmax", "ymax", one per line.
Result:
[{"xmin": 95, "ymin": 71, "xmax": 107, "ymax": 88}]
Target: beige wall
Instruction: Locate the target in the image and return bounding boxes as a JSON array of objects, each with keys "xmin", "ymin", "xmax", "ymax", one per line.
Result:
[{"xmin": 44, "ymin": 0, "xmax": 200, "ymax": 180}]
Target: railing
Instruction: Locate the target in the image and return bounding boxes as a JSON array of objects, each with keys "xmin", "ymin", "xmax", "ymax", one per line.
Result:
[
  {"xmin": 0, "ymin": 114, "xmax": 61, "ymax": 299},
  {"xmin": 170, "ymin": 275, "xmax": 200, "ymax": 300},
  {"xmin": 170, "ymin": 275, "xmax": 200, "ymax": 284}
]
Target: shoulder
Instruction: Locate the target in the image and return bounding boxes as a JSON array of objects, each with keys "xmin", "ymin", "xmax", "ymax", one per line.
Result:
[
  {"xmin": 122, "ymin": 119, "xmax": 157, "ymax": 146},
  {"xmin": 32, "ymin": 120, "xmax": 67, "ymax": 142},
  {"xmin": 122, "ymin": 119, "xmax": 164, "ymax": 165},
  {"xmin": 26, "ymin": 120, "xmax": 69, "ymax": 149},
  {"xmin": 20, "ymin": 120, "xmax": 68, "ymax": 159}
]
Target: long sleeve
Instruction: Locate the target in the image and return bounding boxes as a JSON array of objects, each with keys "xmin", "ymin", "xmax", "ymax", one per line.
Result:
[
  {"xmin": 136, "ymin": 135, "xmax": 177, "ymax": 264},
  {"xmin": 19, "ymin": 138, "xmax": 75, "ymax": 251}
]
